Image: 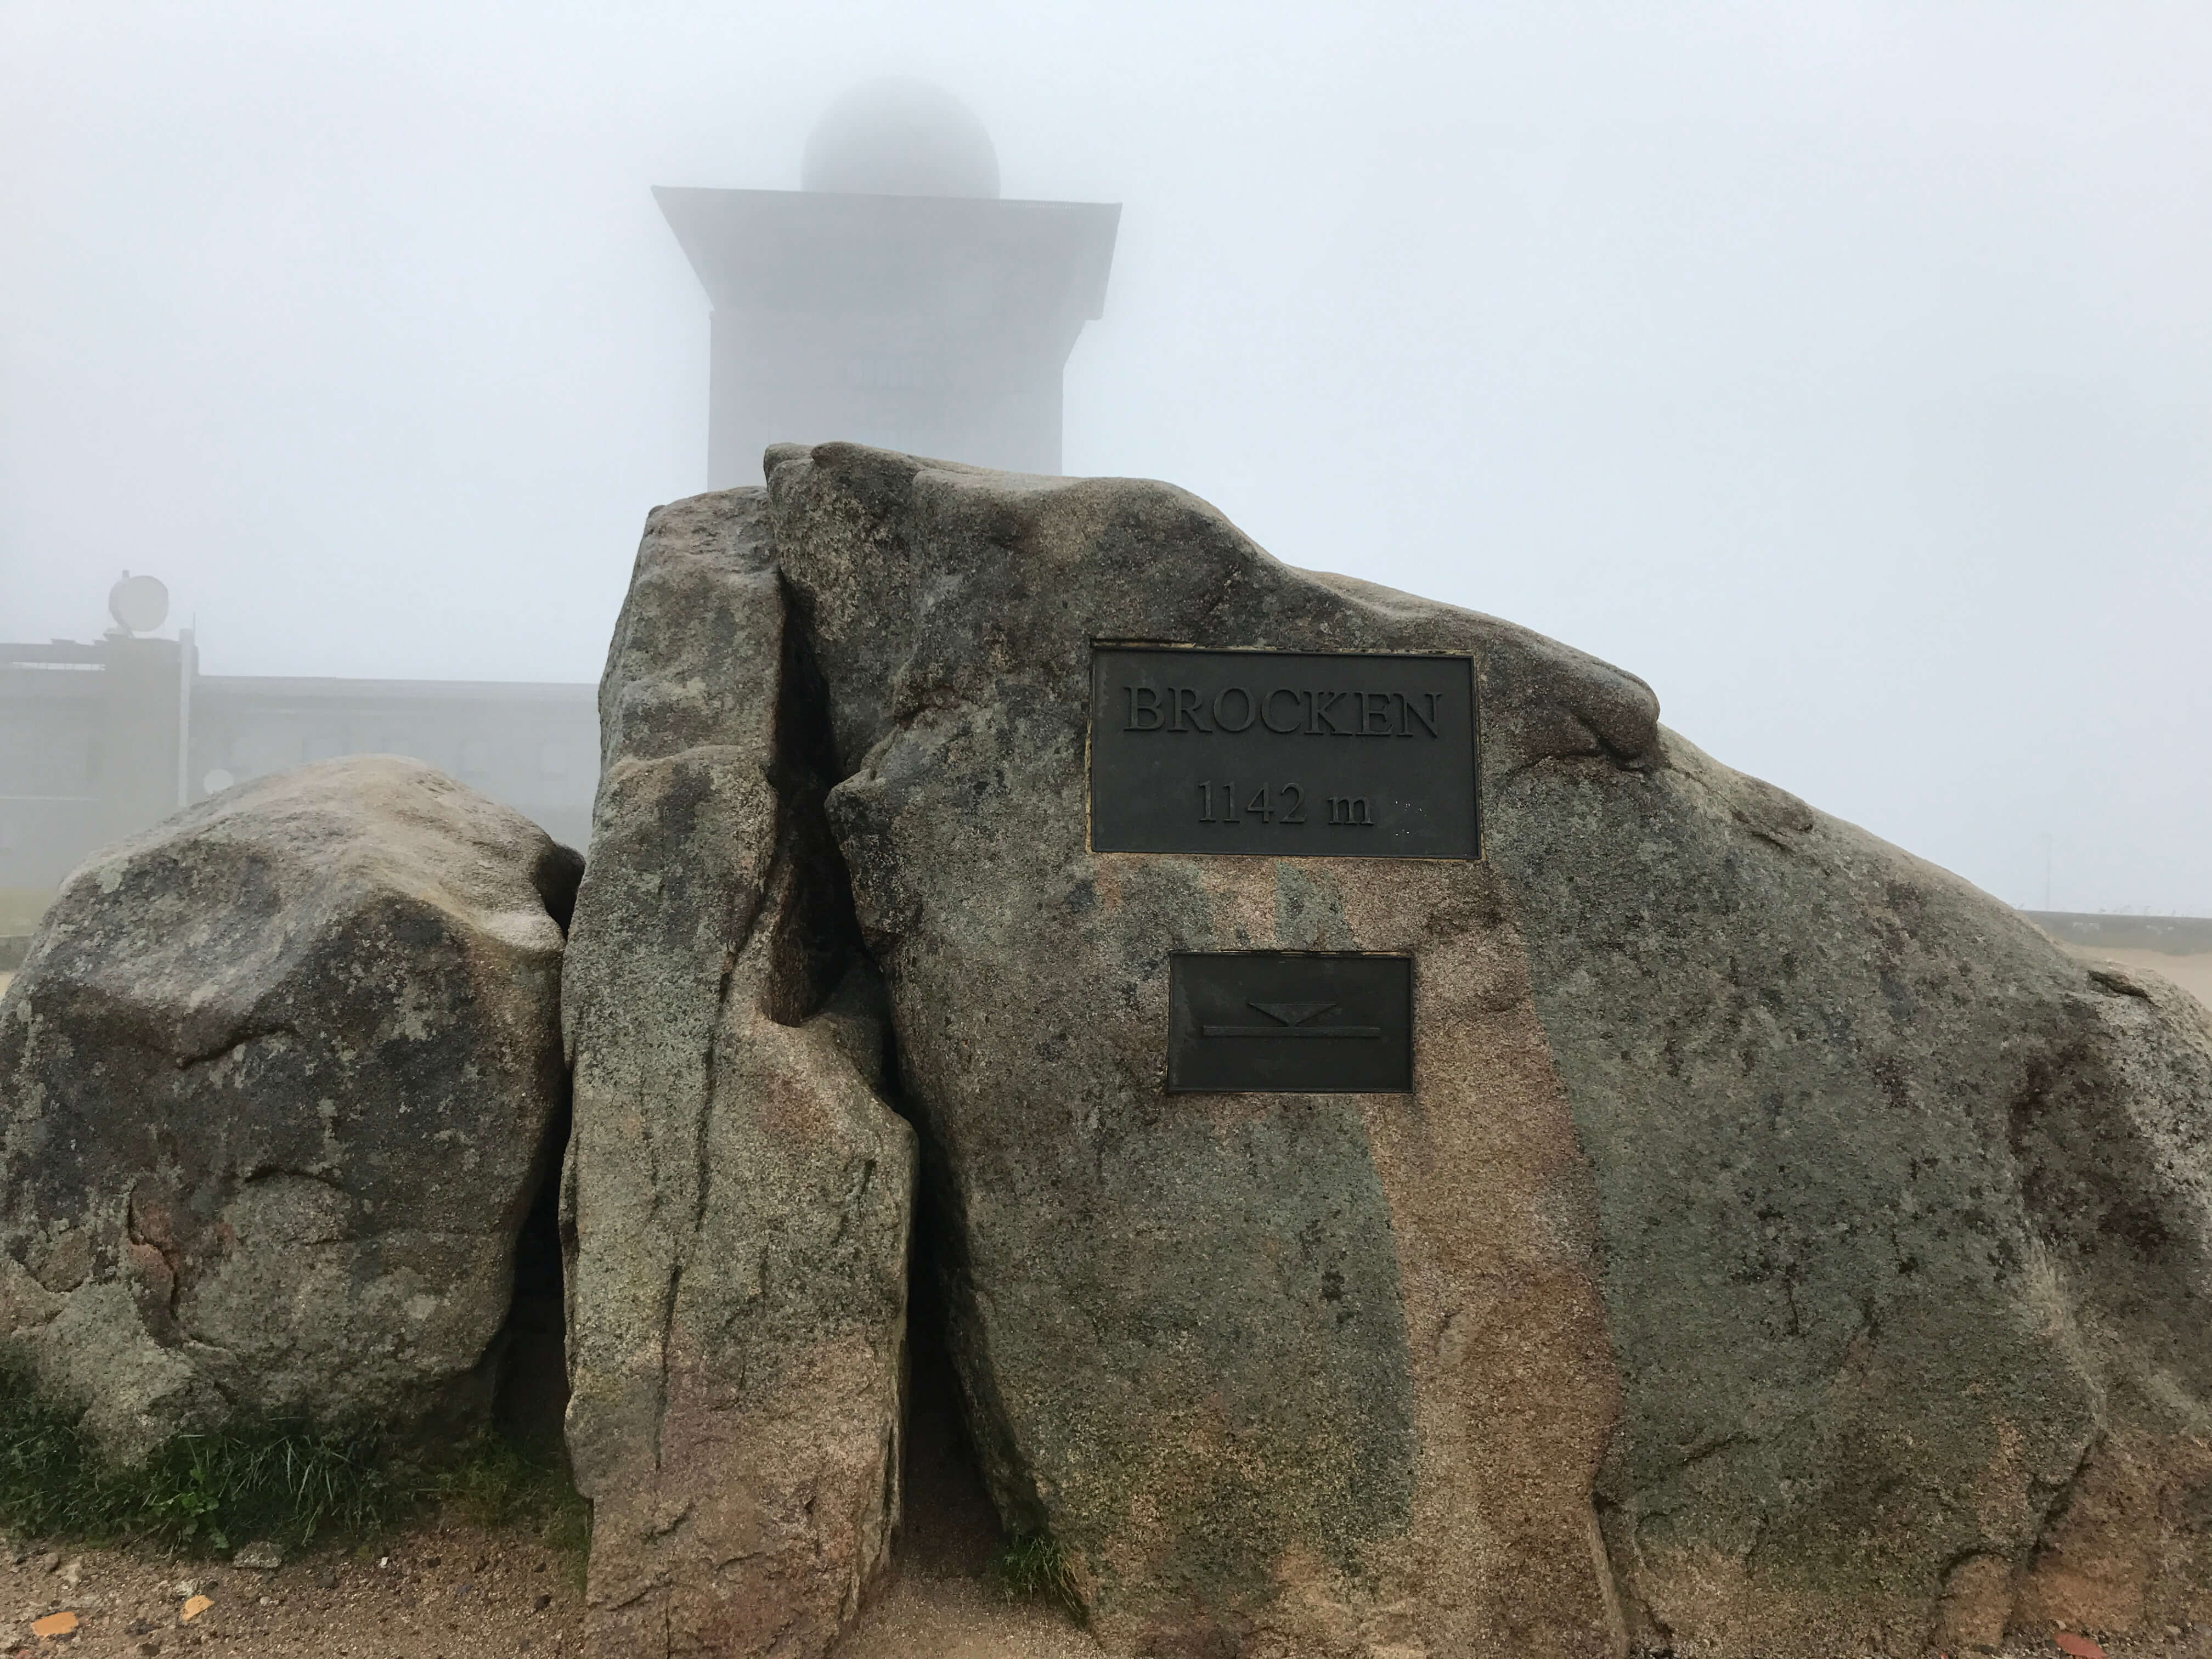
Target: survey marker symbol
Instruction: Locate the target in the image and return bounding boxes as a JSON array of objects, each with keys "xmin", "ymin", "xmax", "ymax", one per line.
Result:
[
  {"xmin": 1199, "ymin": 1000, "xmax": 1382, "ymax": 1040},
  {"xmin": 1252, "ymin": 1001, "xmax": 1336, "ymax": 1026}
]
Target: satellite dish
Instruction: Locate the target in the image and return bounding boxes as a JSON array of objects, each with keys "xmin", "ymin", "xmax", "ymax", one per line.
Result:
[{"xmin": 108, "ymin": 572, "xmax": 169, "ymax": 634}]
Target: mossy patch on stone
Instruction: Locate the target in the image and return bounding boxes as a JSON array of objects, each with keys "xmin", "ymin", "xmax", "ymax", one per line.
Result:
[{"xmin": 0, "ymin": 1362, "xmax": 587, "ymax": 1562}]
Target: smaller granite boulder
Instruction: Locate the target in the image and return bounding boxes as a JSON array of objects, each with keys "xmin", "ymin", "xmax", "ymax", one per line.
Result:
[
  {"xmin": 0, "ymin": 756, "xmax": 580, "ymax": 1463},
  {"xmin": 562, "ymin": 487, "xmax": 916, "ymax": 1659}
]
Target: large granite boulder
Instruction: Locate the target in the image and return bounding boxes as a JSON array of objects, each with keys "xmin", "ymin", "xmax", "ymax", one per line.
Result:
[
  {"xmin": 561, "ymin": 490, "xmax": 915, "ymax": 1658},
  {"xmin": 574, "ymin": 443, "xmax": 2212, "ymax": 1659},
  {"xmin": 0, "ymin": 756, "xmax": 579, "ymax": 1463},
  {"xmin": 764, "ymin": 449, "xmax": 1624, "ymax": 1658}
]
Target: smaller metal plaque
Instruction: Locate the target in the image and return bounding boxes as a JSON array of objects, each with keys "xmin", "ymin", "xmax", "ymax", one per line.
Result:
[{"xmin": 1167, "ymin": 952, "xmax": 1413, "ymax": 1094}]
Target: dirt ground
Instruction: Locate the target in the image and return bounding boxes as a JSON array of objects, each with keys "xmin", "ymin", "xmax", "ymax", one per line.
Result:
[
  {"xmin": 0, "ymin": 1525, "xmax": 1109, "ymax": 1659},
  {"xmin": 7, "ymin": 1524, "xmax": 2196, "ymax": 1658},
  {"xmin": 824, "ymin": 1302, "xmax": 1107, "ymax": 1659},
  {"xmin": 0, "ymin": 1308, "xmax": 1104, "ymax": 1659},
  {"xmin": 1, "ymin": 1495, "xmax": 1098, "ymax": 1659},
  {"xmin": 3, "ymin": 1521, "xmax": 584, "ymax": 1658}
]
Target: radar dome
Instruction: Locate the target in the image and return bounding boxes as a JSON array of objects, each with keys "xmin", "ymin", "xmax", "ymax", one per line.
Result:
[
  {"xmin": 108, "ymin": 572, "xmax": 169, "ymax": 635},
  {"xmin": 801, "ymin": 79, "xmax": 1000, "ymax": 199}
]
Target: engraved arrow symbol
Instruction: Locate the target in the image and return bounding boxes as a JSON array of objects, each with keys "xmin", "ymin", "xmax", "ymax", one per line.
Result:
[
  {"xmin": 1200, "ymin": 1000, "xmax": 1382, "ymax": 1039},
  {"xmin": 1250, "ymin": 1001, "xmax": 1337, "ymax": 1026}
]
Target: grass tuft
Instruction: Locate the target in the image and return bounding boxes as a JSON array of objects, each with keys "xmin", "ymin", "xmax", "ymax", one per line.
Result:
[
  {"xmin": 0, "ymin": 1365, "xmax": 398, "ymax": 1552},
  {"xmin": 0, "ymin": 1380, "xmax": 106, "ymax": 1540},
  {"xmin": 137, "ymin": 1423, "xmax": 398, "ymax": 1552},
  {"xmin": 0, "ymin": 1361, "xmax": 584, "ymax": 1562},
  {"xmin": 996, "ymin": 1530, "xmax": 1085, "ymax": 1623}
]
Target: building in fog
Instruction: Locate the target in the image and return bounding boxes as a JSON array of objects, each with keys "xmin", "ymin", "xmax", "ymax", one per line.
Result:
[
  {"xmin": 187, "ymin": 674, "xmax": 594, "ymax": 849},
  {"xmin": 659, "ymin": 79, "xmax": 1120, "ymax": 484},
  {"xmin": 0, "ymin": 629, "xmax": 195, "ymax": 891},
  {"xmin": 1, "ymin": 582, "xmax": 595, "ymax": 902},
  {"xmin": 3, "ymin": 81, "xmax": 1110, "ymax": 913}
]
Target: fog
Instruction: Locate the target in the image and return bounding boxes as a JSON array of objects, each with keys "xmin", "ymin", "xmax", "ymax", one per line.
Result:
[{"xmin": 2, "ymin": 1, "xmax": 2207, "ymax": 912}]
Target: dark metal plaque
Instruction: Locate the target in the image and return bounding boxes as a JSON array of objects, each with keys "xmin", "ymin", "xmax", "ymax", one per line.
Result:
[
  {"xmin": 1167, "ymin": 953, "xmax": 1413, "ymax": 1094},
  {"xmin": 1089, "ymin": 646, "xmax": 1479, "ymax": 859}
]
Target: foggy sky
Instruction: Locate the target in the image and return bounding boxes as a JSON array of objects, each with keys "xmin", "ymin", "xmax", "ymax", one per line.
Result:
[{"xmin": 3, "ymin": 1, "xmax": 2208, "ymax": 914}]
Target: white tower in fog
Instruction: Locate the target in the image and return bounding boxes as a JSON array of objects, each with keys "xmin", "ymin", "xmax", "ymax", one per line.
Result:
[{"xmin": 656, "ymin": 80, "xmax": 1121, "ymax": 484}]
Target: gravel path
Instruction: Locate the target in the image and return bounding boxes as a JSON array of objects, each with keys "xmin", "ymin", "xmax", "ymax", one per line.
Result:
[
  {"xmin": 2, "ymin": 1520, "xmax": 1106, "ymax": 1659},
  {"xmin": 4, "ymin": 1521, "xmax": 583, "ymax": 1657}
]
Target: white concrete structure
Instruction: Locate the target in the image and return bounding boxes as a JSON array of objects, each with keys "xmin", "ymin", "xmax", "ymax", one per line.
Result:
[
  {"xmin": 3, "ymin": 89, "xmax": 1116, "ymax": 907},
  {"xmin": 659, "ymin": 80, "xmax": 1120, "ymax": 484},
  {"xmin": 1, "ymin": 631, "xmax": 595, "ymax": 896}
]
